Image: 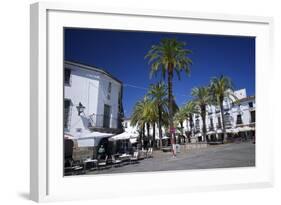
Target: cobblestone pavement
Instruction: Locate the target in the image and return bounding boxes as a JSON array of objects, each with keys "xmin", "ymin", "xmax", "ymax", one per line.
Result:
[{"xmin": 85, "ymin": 142, "xmax": 255, "ymax": 175}]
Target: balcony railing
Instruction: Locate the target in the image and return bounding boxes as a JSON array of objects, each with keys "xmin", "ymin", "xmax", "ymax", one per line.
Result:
[{"xmin": 89, "ymin": 114, "xmax": 119, "ymax": 129}]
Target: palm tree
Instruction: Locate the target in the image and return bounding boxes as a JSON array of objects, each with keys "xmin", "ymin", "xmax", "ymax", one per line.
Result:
[
  {"xmin": 210, "ymin": 75, "xmax": 237, "ymax": 143},
  {"xmin": 174, "ymin": 107, "xmax": 188, "ymax": 144},
  {"xmin": 192, "ymin": 86, "xmax": 211, "ymax": 142},
  {"xmin": 145, "ymin": 38, "xmax": 192, "ymax": 154},
  {"xmin": 174, "ymin": 107, "xmax": 187, "ymax": 137},
  {"xmin": 147, "ymin": 82, "xmax": 168, "ymax": 149},
  {"xmin": 131, "ymin": 96, "xmax": 158, "ymax": 149},
  {"xmin": 184, "ymin": 101, "xmax": 198, "ymax": 140},
  {"xmin": 131, "ymin": 98, "xmax": 147, "ymax": 149},
  {"xmin": 143, "ymin": 99, "xmax": 158, "ymax": 149}
]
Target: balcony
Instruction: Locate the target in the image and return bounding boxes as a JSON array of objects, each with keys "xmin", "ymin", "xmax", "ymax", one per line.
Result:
[{"xmin": 88, "ymin": 114, "xmax": 122, "ymax": 134}]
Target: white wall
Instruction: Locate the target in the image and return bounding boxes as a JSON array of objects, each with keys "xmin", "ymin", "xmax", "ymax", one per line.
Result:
[
  {"xmin": 64, "ymin": 66, "xmax": 100, "ymax": 137},
  {"xmin": 96, "ymin": 73, "xmax": 122, "ymax": 129},
  {"xmin": 64, "ymin": 62, "xmax": 122, "ymax": 137},
  {"xmin": 0, "ymin": 1, "xmax": 280, "ymax": 205}
]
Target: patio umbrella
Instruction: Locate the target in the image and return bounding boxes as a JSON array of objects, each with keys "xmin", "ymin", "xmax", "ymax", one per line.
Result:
[
  {"xmin": 226, "ymin": 128, "xmax": 239, "ymax": 133},
  {"xmin": 195, "ymin": 133, "xmax": 202, "ymax": 137},
  {"xmin": 207, "ymin": 131, "xmax": 216, "ymax": 135},
  {"xmin": 237, "ymin": 126, "xmax": 252, "ymax": 132},
  {"xmin": 109, "ymin": 131, "xmax": 138, "ymax": 141},
  {"xmin": 76, "ymin": 132, "xmax": 114, "ymax": 147},
  {"xmin": 216, "ymin": 129, "xmax": 223, "ymax": 134},
  {"xmin": 64, "ymin": 133, "xmax": 75, "ymax": 140}
]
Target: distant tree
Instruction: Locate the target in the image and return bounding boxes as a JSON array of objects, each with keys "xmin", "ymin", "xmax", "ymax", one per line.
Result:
[
  {"xmin": 147, "ymin": 82, "xmax": 168, "ymax": 149},
  {"xmin": 192, "ymin": 86, "xmax": 211, "ymax": 142},
  {"xmin": 184, "ymin": 101, "xmax": 198, "ymax": 139},
  {"xmin": 210, "ymin": 75, "xmax": 237, "ymax": 143}
]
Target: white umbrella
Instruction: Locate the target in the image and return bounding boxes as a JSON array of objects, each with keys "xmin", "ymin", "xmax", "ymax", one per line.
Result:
[
  {"xmin": 109, "ymin": 131, "xmax": 138, "ymax": 141},
  {"xmin": 237, "ymin": 126, "xmax": 252, "ymax": 132},
  {"xmin": 207, "ymin": 131, "xmax": 216, "ymax": 135},
  {"xmin": 76, "ymin": 132, "xmax": 114, "ymax": 147},
  {"xmin": 195, "ymin": 133, "xmax": 202, "ymax": 137},
  {"xmin": 216, "ymin": 129, "xmax": 223, "ymax": 134},
  {"xmin": 226, "ymin": 128, "xmax": 239, "ymax": 133},
  {"xmin": 64, "ymin": 133, "xmax": 75, "ymax": 140}
]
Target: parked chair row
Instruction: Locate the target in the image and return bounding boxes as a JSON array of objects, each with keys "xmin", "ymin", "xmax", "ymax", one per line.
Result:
[{"xmin": 65, "ymin": 148, "xmax": 155, "ymax": 175}]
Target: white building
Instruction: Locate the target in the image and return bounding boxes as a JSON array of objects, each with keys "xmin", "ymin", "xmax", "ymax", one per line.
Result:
[
  {"xmin": 64, "ymin": 61, "xmax": 124, "ymax": 139},
  {"xmin": 184, "ymin": 88, "xmax": 255, "ymax": 142},
  {"xmin": 123, "ymin": 118, "xmax": 138, "ymax": 134}
]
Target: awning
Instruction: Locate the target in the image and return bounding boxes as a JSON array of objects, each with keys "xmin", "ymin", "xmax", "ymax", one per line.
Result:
[{"xmin": 76, "ymin": 132, "xmax": 114, "ymax": 147}]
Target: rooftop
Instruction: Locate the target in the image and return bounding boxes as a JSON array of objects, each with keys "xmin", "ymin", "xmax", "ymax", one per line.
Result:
[
  {"xmin": 64, "ymin": 60, "xmax": 123, "ymax": 84},
  {"xmin": 235, "ymin": 95, "xmax": 255, "ymax": 103}
]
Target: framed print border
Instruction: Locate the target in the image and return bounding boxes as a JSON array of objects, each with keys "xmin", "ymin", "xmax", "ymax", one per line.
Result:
[{"xmin": 30, "ymin": 2, "xmax": 274, "ymax": 202}]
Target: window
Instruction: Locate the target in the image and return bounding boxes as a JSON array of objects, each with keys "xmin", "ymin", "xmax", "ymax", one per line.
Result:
[
  {"xmin": 64, "ymin": 69, "xmax": 71, "ymax": 85},
  {"xmin": 108, "ymin": 82, "xmax": 112, "ymax": 93},
  {"xmin": 249, "ymin": 102, "xmax": 253, "ymax": 108},
  {"xmin": 217, "ymin": 116, "xmax": 222, "ymax": 128},
  {"xmin": 103, "ymin": 104, "xmax": 111, "ymax": 128},
  {"xmin": 224, "ymin": 113, "xmax": 232, "ymax": 127},
  {"xmin": 195, "ymin": 119, "xmax": 200, "ymax": 132},
  {"xmin": 107, "ymin": 82, "xmax": 112, "ymax": 100},
  {"xmin": 236, "ymin": 114, "xmax": 243, "ymax": 125},
  {"xmin": 209, "ymin": 117, "xmax": 214, "ymax": 130},
  {"xmin": 64, "ymin": 99, "xmax": 71, "ymax": 129},
  {"xmin": 251, "ymin": 110, "xmax": 255, "ymax": 123}
]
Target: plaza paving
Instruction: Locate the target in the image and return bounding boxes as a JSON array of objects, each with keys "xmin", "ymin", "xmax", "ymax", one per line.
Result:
[{"xmin": 86, "ymin": 142, "xmax": 255, "ymax": 175}]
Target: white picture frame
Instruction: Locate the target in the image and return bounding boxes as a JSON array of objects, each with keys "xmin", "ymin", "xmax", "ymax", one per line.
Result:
[{"xmin": 30, "ymin": 2, "xmax": 274, "ymax": 202}]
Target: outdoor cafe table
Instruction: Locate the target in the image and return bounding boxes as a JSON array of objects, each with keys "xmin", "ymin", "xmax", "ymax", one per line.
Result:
[
  {"xmin": 83, "ymin": 159, "xmax": 98, "ymax": 172},
  {"xmin": 118, "ymin": 153, "xmax": 131, "ymax": 162}
]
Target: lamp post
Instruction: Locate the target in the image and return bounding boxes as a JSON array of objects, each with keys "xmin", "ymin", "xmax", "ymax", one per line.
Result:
[{"xmin": 76, "ymin": 102, "xmax": 85, "ymax": 116}]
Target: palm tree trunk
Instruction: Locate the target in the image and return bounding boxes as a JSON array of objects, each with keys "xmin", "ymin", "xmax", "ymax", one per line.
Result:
[
  {"xmin": 189, "ymin": 114, "xmax": 194, "ymax": 140},
  {"xmin": 219, "ymin": 102, "xmax": 227, "ymax": 143},
  {"xmin": 201, "ymin": 105, "xmax": 207, "ymax": 142},
  {"xmin": 167, "ymin": 64, "xmax": 175, "ymax": 155},
  {"xmin": 140, "ymin": 125, "xmax": 144, "ymax": 149},
  {"xmin": 180, "ymin": 121, "xmax": 184, "ymax": 144},
  {"xmin": 158, "ymin": 105, "xmax": 163, "ymax": 150},
  {"xmin": 152, "ymin": 122, "xmax": 156, "ymax": 149},
  {"xmin": 142, "ymin": 125, "xmax": 145, "ymax": 148},
  {"xmin": 146, "ymin": 123, "xmax": 150, "ymax": 148}
]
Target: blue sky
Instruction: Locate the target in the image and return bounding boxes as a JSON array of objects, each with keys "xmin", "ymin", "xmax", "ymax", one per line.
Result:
[{"xmin": 64, "ymin": 28, "xmax": 255, "ymax": 117}]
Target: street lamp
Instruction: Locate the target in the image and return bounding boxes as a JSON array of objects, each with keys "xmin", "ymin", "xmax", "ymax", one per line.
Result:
[{"xmin": 76, "ymin": 102, "xmax": 85, "ymax": 116}]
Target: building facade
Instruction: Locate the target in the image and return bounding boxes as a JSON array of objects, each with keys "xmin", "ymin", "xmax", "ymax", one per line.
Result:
[
  {"xmin": 64, "ymin": 61, "xmax": 124, "ymax": 138},
  {"xmin": 184, "ymin": 89, "xmax": 255, "ymax": 142}
]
